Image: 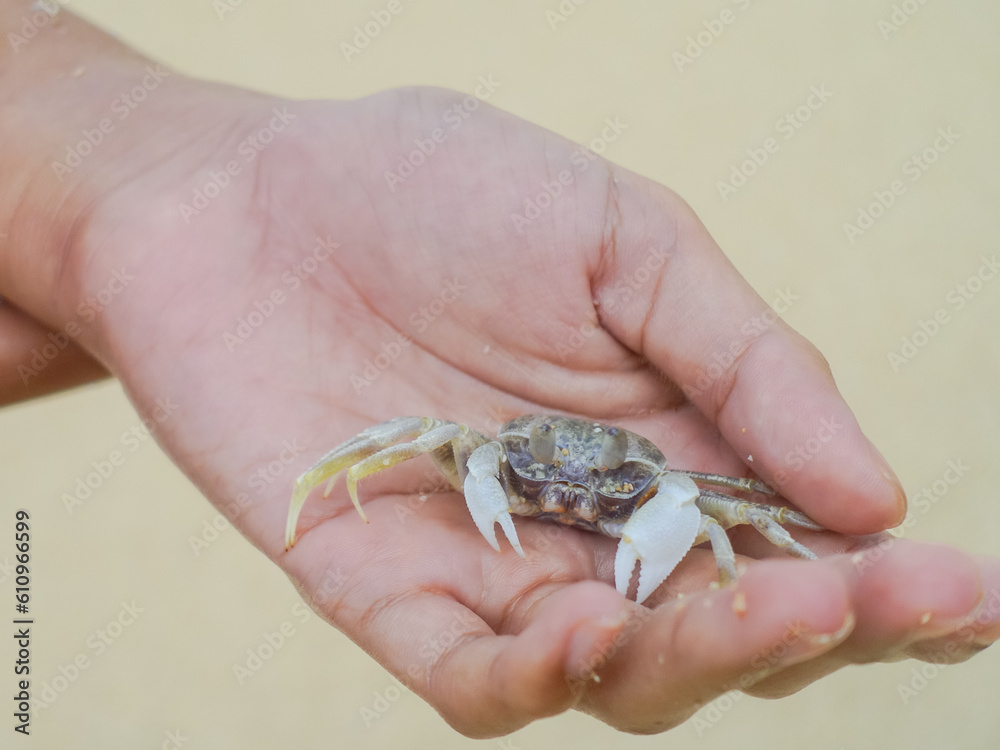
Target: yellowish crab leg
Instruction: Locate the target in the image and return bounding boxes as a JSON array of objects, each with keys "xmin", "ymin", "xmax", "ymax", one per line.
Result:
[
  {"xmin": 341, "ymin": 425, "xmax": 464, "ymax": 516},
  {"xmin": 695, "ymin": 515, "xmax": 738, "ymax": 586},
  {"xmin": 696, "ymin": 489, "xmax": 825, "ymax": 534},
  {"xmin": 285, "ymin": 417, "xmax": 459, "ymax": 549}
]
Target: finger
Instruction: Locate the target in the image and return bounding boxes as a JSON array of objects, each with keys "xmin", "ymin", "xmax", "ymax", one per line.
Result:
[
  {"xmin": 339, "ymin": 580, "xmax": 630, "ymax": 738},
  {"xmin": 742, "ymin": 539, "xmax": 992, "ymax": 698},
  {"xmin": 576, "ymin": 559, "xmax": 853, "ymax": 733},
  {"xmin": 900, "ymin": 553, "xmax": 1000, "ymax": 663},
  {"xmin": 0, "ymin": 300, "xmax": 108, "ymax": 404},
  {"xmin": 591, "ymin": 174, "xmax": 904, "ymax": 533},
  {"xmin": 282, "ymin": 491, "xmax": 634, "ymax": 738}
]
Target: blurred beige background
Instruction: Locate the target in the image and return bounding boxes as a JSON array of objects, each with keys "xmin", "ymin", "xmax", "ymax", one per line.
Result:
[{"xmin": 2, "ymin": 1, "xmax": 998, "ymax": 748}]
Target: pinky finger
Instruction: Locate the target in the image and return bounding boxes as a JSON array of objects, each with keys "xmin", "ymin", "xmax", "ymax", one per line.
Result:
[{"xmin": 354, "ymin": 582, "xmax": 630, "ymax": 738}]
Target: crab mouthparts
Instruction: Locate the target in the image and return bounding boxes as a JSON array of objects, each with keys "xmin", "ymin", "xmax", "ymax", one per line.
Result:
[{"xmin": 541, "ymin": 482, "xmax": 598, "ymax": 522}]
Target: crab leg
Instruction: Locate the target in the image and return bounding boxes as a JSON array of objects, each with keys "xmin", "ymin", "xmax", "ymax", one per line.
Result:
[
  {"xmin": 697, "ymin": 490, "xmax": 819, "ymax": 559},
  {"xmin": 463, "ymin": 442, "xmax": 524, "ymax": 556},
  {"xmin": 697, "ymin": 515, "xmax": 738, "ymax": 585},
  {"xmin": 285, "ymin": 417, "xmax": 462, "ymax": 549},
  {"xmin": 675, "ymin": 470, "xmax": 775, "ymax": 495},
  {"xmin": 614, "ymin": 473, "xmax": 702, "ymax": 604},
  {"xmin": 696, "ymin": 490, "xmax": 825, "ymax": 532}
]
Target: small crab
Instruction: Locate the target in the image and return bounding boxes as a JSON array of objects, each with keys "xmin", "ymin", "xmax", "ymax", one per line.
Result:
[{"xmin": 285, "ymin": 415, "xmax": 825, "ymax": 603}]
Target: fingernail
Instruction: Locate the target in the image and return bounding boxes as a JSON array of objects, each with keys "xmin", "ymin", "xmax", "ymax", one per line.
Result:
[
  {"xmin": 866, "ymin": 438, "xmax": 907, "ymax": 524},
  {"xmin": 565, "ymin": 612, "xmax": 628, "ymax": 685},
  {"xmin": 912, "ymin": 593, "xmax": 989, "ymax": 640},
  {"xmin": 805, "ymin": 611, "xmax": 856, "ymax": 647},
  {"xmin": 741, "ymin": 612, "xmax": 855, "ymax": 688}
]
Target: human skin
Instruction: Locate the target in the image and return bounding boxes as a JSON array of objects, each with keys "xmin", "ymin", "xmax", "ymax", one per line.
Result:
[
  {"xmin": 0, "ymin": 299, "xmax": 107, "ymax": 402},
  {"xmin": 0, "ymin": 2, "xmax": 997, "ymax": 737}
]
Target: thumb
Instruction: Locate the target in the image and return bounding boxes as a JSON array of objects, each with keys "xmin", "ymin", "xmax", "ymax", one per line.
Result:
[{"xmin": 591, "ymin": 174, "xmax": 904, "ymax": 534}]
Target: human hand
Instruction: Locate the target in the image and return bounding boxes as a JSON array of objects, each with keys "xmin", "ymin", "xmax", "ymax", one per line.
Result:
[{"xmin": 12, "ymin": 75, "xmax": 998, "ymax": 735}]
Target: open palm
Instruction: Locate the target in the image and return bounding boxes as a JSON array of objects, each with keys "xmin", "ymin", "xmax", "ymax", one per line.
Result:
[{"xmin": 64, "ymin": 84, "xmax": 996, "ymax": 736}]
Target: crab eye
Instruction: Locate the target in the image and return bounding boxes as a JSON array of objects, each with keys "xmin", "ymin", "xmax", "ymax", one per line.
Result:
[
  {"xmin": 528, "ymin": 422, "xmax": 557, "ymax": 463},
  {"xmin": 598, "ymin": 427, "xmax": 628, "ymax": 470}
]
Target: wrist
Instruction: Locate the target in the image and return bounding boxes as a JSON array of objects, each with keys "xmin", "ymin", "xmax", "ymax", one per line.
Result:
[
  {"xmin": 0, "ymin": 4, "xmax": 272, "ymax": 356},
  {"xmin": 0, "ymin": 4, "xmax": 143, "ymax": 320}
]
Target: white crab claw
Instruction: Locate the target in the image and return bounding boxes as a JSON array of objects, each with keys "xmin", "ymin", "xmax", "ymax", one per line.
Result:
[
  {"xmin": 463, "ymin": 443, "xmax": 524, "ymax": 557},
  {"xmin": 614, "ymin": 473, "xmax": 701, "ymax": 604}
]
